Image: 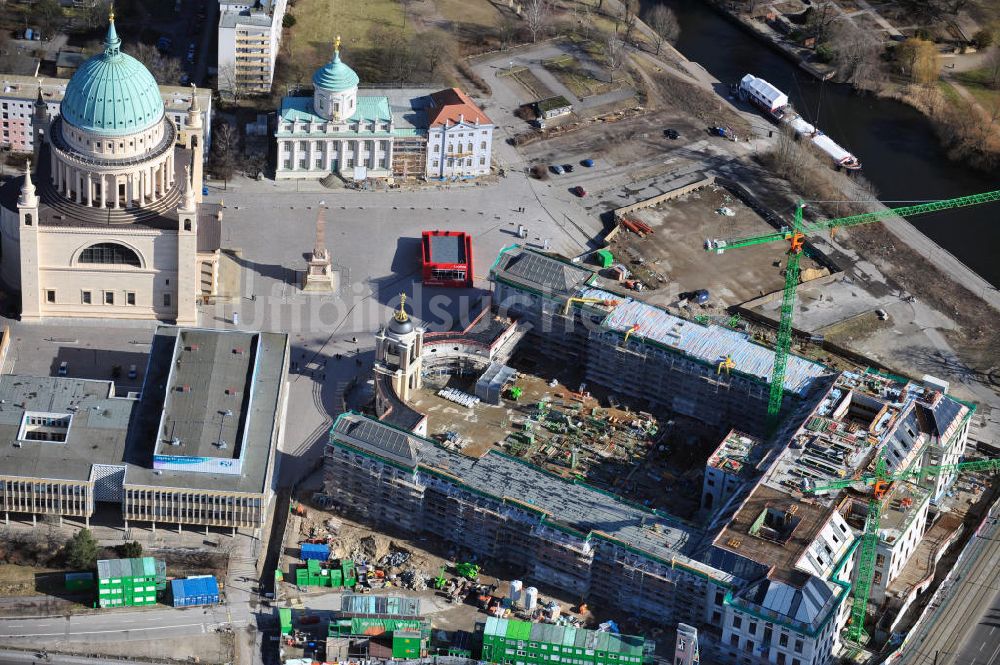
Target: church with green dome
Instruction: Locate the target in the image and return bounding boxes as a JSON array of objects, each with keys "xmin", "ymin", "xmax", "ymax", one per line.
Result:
[
  {"xmin": 274, "ymin": 38, "xmax": 494, "ymax": 181},
  {"xmin": 0, "ymin": 14, "xmax": 220, "ymax": 324}
]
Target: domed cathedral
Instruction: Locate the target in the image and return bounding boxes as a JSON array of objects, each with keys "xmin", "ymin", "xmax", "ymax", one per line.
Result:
[{"xmin": 0, "ymin": 13, "xmax": 219, "ymax": 323}]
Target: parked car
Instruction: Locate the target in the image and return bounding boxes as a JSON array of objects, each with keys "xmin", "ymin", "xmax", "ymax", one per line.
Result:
[
  {"xmin": 550, "ymin": 164, "xmax": 565, "ymax": 175},
  {"xmin": 680, "ymin": 289, "xmax": 710, "ymax": 305},
  {"xmin": 664, "ymin": 128, "xmax": 680, "ymax": 140},
  {"xmin": 581, "ymin": 158, "xmax": 595, "ymax": 167},
  {"xmin": 572, "ymin": 186, "xmax": 587, "ymax": 197},
  {"xmin": 561, "ymin": 164, "xmax": 575, "ymax": 173}
]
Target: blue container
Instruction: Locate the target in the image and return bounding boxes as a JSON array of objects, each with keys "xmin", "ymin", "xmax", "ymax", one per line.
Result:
[
  {"xmin": 24, "ymin": 29, "xmax": 32, "ymax": 40},
  {"xmin": 171, "ymin": 576, "xmax": 220, "ymax": 607},
  {"xmin": 300, "ymin": 543, "xmax": 330, "ymax": 561}
]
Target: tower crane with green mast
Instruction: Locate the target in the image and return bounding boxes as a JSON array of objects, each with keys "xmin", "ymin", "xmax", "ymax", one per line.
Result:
[
  {"xmin": 704, "ymin": 189, "xmax": 1000, "ymax": 431},
  {"xmin": 804, "ymin": 453, "xmax": 1000, "ymax": 643}
]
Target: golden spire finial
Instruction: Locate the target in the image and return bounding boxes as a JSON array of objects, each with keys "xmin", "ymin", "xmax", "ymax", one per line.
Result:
[
  {"xmin": 109, "ymin": 7, "xmax": 115, "ymax": 22},
  {"xmin": 394, "ymin": 294, "xmax": 409, "ymax": 322},
  {"xmin": 334, "ymin": 35, "xmax": 341, "ymax": 56}
]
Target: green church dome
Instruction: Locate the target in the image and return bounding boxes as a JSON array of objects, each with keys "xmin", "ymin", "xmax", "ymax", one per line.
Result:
[
  {"xmin": 60, "ymin": 15, "xmax": 165, "ymax": 136},
  {"xmin": 312, "ymin": 39, "xmax": 360, "ymax": 92}
]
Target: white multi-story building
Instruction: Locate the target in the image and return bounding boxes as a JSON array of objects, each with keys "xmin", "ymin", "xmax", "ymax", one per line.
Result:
[
  {"xmin": 424, "ymin": 87, "xmax": 493, "ymax": 180},
  {"xmin": 217, "ymin": 0, "xmax": 288, "ymax": 95},
  {"xmin": 0, "ymin": 75, "xmax": 211, "ymax": 156},
  {"xmin": 274, "ymin": 43, "xmax": 491, "ymax": 181}
]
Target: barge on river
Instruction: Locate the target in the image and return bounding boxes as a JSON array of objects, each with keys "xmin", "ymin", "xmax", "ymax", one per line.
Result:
[{"xmin": 739, "ymin": 73, "xmax": 861, "ymax": 170}]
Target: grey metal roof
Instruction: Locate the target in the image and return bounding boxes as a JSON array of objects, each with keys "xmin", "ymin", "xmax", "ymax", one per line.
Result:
[
  {"xmin": 429, "ymin": 234, "xmax": 465, "ymax": 264},
  {"xmin": 0, "ymin": 327, "xmax": 287, "ymax": 495},
  {"xmin": 492, "ymin": 248, "xmax": 592, "ymax": 297},
  {"xmin": 126, "ymin": 326, "xmax": 287, "ymax": 493},
  {"xmin": 154, "ymin": 329, "xmax": 256, "ymax": 461},
  {"xmin": 930, "ymin": 396, "xmax": 965, "ymax": 438},
  {"xmin": 737, "ymin": 576, "xmax": 838, "ymax": 631},
  {"xmin": 0, "ymin": 376, "xmax": 133, "ymax": 482},
  {"xmin": 334, "ymin": 416, "xmax": 417, "ymax": 467},
  {"xmin": 331, "ymin": 414, "xmax": 711, "ymax": 568}
]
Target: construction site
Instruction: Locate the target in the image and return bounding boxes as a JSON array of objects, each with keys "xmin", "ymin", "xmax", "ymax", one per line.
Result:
[
  {"xmin": 601, "ymin": 176, "xmax": 831, "ymax": 308},
  {"xmin": 320, "ymin": 196, "xmax": 1000, "ymax": 665}
]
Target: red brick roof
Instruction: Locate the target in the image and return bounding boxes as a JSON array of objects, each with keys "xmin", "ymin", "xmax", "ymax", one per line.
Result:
[{"xmin": 427, "ymin": 88, "xmax": 491, "ymax": 127}]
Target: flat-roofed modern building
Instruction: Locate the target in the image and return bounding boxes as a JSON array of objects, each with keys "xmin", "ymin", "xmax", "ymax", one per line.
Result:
[{"xmin": 0, "ymin": 326, "xmax": 289, "ymax": 534}]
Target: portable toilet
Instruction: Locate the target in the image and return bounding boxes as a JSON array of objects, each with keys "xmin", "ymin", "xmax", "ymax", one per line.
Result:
[
  {"xmin": 594, "ymin": 249, "xmax": 614, "ymax": 269},
  {"xmin": 392, "ymin": 630, "xmax": 422, "ymax": 658}
]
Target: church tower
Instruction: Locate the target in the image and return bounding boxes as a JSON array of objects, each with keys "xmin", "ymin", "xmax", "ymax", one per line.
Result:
[
  {"xmin": 175, "ymin": 165, "xmax": 198, "ymax": 325},
  {"xmin": 32, "ymin": 86, "xmax": 49, "ymax": 162},
  {"xmin": 18, "ymin": 162, "xmax": 41, "ymax": 320},
  {"xmin": 374, "ymin": 295, "xmax": 424, "ymax": 403},
  {"xmin": 181, "ymin": 84, "xmax": 204, "ymax": 203}
]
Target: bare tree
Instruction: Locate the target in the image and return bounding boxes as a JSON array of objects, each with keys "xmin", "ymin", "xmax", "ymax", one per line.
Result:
[
  {"xmin": 645, "ymin": 5, "xmax": 679, "ymax": 55},
  {"xmin": 605, "ymin": 35, "xmax": 625, "ymax": 82},
  {"xmin": 523, "ymin": 0, "xmax": 551, "ymax": 43},
  {"xmin": 211, "ymin": 121, "xmax": 238, "ymax": 182},
  {"xmin": 829, "ymin": 20, "xmax": 886, "ymax": 92},
  {"xmin": 124, "ymin": 42, "xmax": 184, "ymax": 85},
  {"xmin": 620, "ymin": 0, "xmax": 640, "ymax": 43},
  {"xmin": 895, "ymin": 38, "xmax": 939, "ymax": 84},
  {"xmin": 497, "ymin": 17, "xmax": 519, "ymax": 49},
  {"xmin": 218, "ymin": 62, "xmax": 248, "ymax": 100},
  {"xmin": 985, "ymin": 47, "xmax": 1000, "ymax": 90},
  {"xmin": 85, "ymin": 0, "xmax": 111, "ymax": 29}
]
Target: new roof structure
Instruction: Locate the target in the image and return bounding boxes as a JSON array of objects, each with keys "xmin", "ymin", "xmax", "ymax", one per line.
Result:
[
  {"xmin": 585, "ymin": 287, "xmax": 828, "ymax": 397},
  {"xmin": 483, "ymin": 618, "xmax": 645, "ymax": 656},
  {"xmin": 330, "ymin": 413, "xmax": 725, "ymax": 579},
  {"xmin": 427, "ymin": 88, "xmax": 491, "ymax": 127},
  {"xmin": 491, "ymin": 247, "xmax": 594, "ymax": 297}
]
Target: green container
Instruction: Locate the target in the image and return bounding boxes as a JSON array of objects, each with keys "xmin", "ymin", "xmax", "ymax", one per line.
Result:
[
  {"xmin": 295, "ymin": 568, "xmax": 309, "ymax": 586},
  {"xmin": 279, "ymin": 608, "xmax": 292, "ymax": 635},
  {"xmin": 341, "ymin": 559, "xmax": 356, "ymax": 587},
  {"xmin": 330, "ymin": 569, "xmax": 343, "ymax": 588},
  {"xmin": 392, "ymin": 630, "xmax": 422, "ymax": 659},
  {"xmin": 595, "ymin": 249, "xmax": 614, "ymax": 268},
  {"xmin": 65, "ymin": 572, "xmax": 94, "ymax": 592}
]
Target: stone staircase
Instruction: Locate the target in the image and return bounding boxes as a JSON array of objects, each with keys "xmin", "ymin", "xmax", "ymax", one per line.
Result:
[{"xmin": 39, "ymin": 174, "xmax": 181, "ymax": 227}]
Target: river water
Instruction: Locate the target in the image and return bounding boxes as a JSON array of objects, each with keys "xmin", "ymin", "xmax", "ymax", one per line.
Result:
[{"xmin": 642, "ymin": 0, "xmax": 999, "ymax": 286}]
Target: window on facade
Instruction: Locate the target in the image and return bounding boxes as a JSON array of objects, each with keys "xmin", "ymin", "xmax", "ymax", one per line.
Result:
[
  {"xmin": 283, "ymin": 159, "xmax": 291, "ymax": 169},
  {"xmin": 732, "ymin": 616, "xmax": 742, "ymax": 630},
  {"xmin": 79, "ymin": 243, "xmax": 141, "ymax": 267},
  {"xmin": 777, "ymin": 655, "xmax": 786, "ymax": 665},
  {"xmin": 126, "ymin": 292, "xmax": 136, "ymax": 306},
  {"xmin": 104, "ymin": 291, "xmax": 114, "ymax": 305},
  {"xmin": 480, "ymin": 157, "xmax": 486, "ymax": 166},
  {"xmin": 45, "ymin": 290, "xmax": 55, "ymax": 303},
  {"xmin": 729, "ymin": 635, "xmax": 739, "ymax": 648},
  {"xmin": 779, "ymin": 633, "xmax": 788, "ymax": 647},
  {"xmin": 481, "ymin": 141, "xmax": 487, "ymax": 149},
  {"xmin": 81, "ymin": 291, "xmax": 92, "ymax": 305},
  {"xmin": 793, "ymin": 640, "xmax": 803, "ymax": 654},
  {"xmin": 434, "ymin": 144, "xmax": 440, "ymax": 152},
  {"xmin": 432, "ymin": 160, "xmax": 439, "ymax": 168}
]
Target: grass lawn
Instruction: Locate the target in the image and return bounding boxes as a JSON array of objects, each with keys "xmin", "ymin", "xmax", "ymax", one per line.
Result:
[
  {"xmin": 430, "ymin": 0, "xmax": 501, "ymax": 30},
  {"xmin": 504, "ymin": 67, "xmax": 555, "ymax": 101},
  {"xmin": 938, "ymin": 80, "xmax": 964, "ymax": 104},
  {"xmin": 542, "ymin": 54, "xmax": 619, "ymax": 98},
  {"xmin": 955, "ymin": 66, "xmax": 1000, "ymax": 110},
  {"xmin": 278, "ymin": 0, "xmax": 407, "ymax": 89},
  {"xmin": 0, "ymin": 564, "xmax": 62, "ymax": 597}
]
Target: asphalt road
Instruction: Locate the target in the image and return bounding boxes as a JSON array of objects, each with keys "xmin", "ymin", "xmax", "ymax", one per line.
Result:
[
  {"xmin": 0, "ymin": 605, "xmax": 244, "ymax": 642},
  {"xmin": 900, "ymin": 517, "xmax": 1000, "ymax": 664}
]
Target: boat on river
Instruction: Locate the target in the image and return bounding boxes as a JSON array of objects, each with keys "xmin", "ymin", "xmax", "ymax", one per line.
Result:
[{"xmin": 738, "ymin": 74, "xmax": 862, "ymax": 170}]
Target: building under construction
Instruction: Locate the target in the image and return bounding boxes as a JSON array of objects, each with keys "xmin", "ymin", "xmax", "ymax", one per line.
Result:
[
  {"xmin": 331, "ymin": 246, "xmax": 980, "ymax": 665},
  {"xmin": 488, "ymin": 246, "xmax": 832, "ymax": 436}
]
